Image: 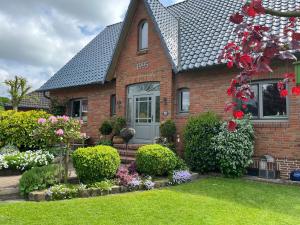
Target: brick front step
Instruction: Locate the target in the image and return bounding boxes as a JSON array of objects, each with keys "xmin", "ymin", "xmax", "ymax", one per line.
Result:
[
  {"xmin": 120, "ymin": 156, "xmax": 136, "ymax": 164},
  {"xmin": 114, "ymin": 144, "xmax": 146, "ymax": 164}
]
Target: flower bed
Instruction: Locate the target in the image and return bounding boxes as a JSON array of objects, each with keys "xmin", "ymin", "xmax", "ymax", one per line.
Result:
[
  {"xmin": 28, "ymin": 172, "xmax": 200, "ymax": 202},
  {"xmin": 0, "ymin": 150, "xmax": 54, "ymax": 173}
]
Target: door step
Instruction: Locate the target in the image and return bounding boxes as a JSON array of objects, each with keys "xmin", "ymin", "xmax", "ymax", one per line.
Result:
[{"xmin": 114, "ymin": 144, "xmax": 145, "ymax": 164}]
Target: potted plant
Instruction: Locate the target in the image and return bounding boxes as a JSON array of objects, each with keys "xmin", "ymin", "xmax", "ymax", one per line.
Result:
[{"xmin": 112, "ymin": 117, "xmax": 127, "ymax": 144}]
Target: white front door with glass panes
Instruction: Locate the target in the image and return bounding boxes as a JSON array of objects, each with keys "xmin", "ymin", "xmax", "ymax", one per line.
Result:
[
  {"xmin": 127, "ymin": 82, "xmax": 160, "ymax": 143},
  {"xmin": 236, "ymin": 81, "xmax": 288, "ymax": 120}
]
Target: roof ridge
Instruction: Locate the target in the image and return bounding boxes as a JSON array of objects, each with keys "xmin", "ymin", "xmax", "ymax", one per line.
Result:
[{"xmin": 166, "ymin": 0, "xmax": 188, "ymax": 9}]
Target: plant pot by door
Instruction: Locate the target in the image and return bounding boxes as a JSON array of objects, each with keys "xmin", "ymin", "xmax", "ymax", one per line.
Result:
[{"xmin": 113, "ymin": 136, "xmax": 124, "ymax": 144}]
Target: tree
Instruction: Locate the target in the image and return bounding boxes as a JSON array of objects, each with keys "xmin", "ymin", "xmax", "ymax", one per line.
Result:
[
  {"xmin": 4, "ymin": 76, "xmax": 31, "ymax": 111},
  {"xmin": 219, "ymin": 0, "xmax": 300, "ymax": 130}
]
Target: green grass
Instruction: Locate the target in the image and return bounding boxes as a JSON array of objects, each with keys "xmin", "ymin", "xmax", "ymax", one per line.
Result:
[{"xmin": 1, "ymin": 178, "xmax": 300, "ymax": 225}]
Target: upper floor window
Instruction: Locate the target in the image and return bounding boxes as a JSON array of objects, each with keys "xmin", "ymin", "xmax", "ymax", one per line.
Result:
[
  {"xmin": 71, "ymin": 99, "xmax": 88, "ymax": 123},
  {"xmin": 236, "ymin": 80, "xmax": 288, "ymax": 120},
  {"xmin": 138, "ymin": 20, "xmax": 148, "ymax": 51},
  {"xmin": 178, "ymin": 88, "xmax": 190, "ymax": 113}
]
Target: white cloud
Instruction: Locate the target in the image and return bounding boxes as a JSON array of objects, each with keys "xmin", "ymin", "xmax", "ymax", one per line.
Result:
[{"xmin": 0, "ymin": 0, "xmax": 130, "ymax": 96}]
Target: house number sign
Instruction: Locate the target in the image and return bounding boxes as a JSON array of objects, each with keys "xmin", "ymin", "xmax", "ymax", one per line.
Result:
[{"xmin": 136, "ymin": 61, "xmax": 149, "ymax": 70}]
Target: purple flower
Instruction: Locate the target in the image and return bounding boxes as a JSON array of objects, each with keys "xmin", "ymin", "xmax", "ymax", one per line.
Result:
[
  {"xmin": 144, "ymin": 179, "xmax": 155, "ymax": 190},
  {"xmin": 38, "ymin": 118, "xmax": 47, "ymax": 124},
  {"xmin": 55, "ymin": 129, "xmax": 64, "ymax": 136},
  {"xmin": 171, "ymin": 170, "xmax": 192, "ymax": 185}
]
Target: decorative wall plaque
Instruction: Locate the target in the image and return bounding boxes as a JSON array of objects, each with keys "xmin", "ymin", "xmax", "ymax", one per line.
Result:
[{"xmin": 136, "ymin": 61, "xmax": 149, "ymax": 70}]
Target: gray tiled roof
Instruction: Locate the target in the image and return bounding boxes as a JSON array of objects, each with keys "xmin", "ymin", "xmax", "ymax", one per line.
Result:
[
  {"xmin": 146, "ymin": 0, "xmax": 179, "ymax": 68},
  {"xmin": 39, "ymin": 22, "xmax": 122, "ymax": 91},
  {"xmin": 40, "ymin": 0, "xmax": 300, "ymax": 91},
  {"xmin": 5, "ymin": 91, "xmax": 50, "ymax": 109}
]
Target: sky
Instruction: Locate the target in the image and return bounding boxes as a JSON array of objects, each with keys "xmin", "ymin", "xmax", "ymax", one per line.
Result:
[{"xmin": 0, "ymin": 0, "xmax": 184, "ymax": 97}]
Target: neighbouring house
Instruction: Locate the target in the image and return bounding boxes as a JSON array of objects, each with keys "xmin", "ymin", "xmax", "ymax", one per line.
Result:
[
  {"xmin": 4, "ymin": 91, "xmax": 50, "ymax": 111},
  {"xmin": 38, "ymin": 0, "xmax": 300, "ymax": 179}
]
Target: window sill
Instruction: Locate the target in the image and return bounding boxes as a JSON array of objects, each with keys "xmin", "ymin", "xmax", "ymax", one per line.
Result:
[
  {"xmin": 137, "ymin": 49, "xmax": 149, "ymax": 55},
  {"xmin": 252, "ymin": 120, "xmax": 289, "ymax": 128},
  {"xmin": 176, "ymin": 112, "xmax": 189, "ymax": 118}
]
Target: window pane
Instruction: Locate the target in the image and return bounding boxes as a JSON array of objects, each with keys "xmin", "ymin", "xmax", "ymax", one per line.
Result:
[
  {"xmin": 237, "ymin": 85, "xmax": 259, "ymax": 117},
  {"xmin": 72, "ymin": 101, "xmax": 81, "ymax": 118},
  {"xmin": 81, "ymin": 100, "xmax": 88, "ymax": 122},
  {"xmin": 263, "ymin": 83, "xmax": 287, "ymax": 118},
  {"xmin": 180, "ymin": 90, "xmax": 190, "ymax": 112},
  {"xmin": 139, "ymin": 21, "xmax": 148, "ymax": 50}
]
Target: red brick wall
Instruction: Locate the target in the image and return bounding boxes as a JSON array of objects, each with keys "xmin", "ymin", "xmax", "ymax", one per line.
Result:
[
  {"xmin": 50, "ymin": 82, "xmax": 116, "ymax": 143},
  {"xmin": 114, "ymin": 0, "xmax": 173, "ymax": 121},
  {"xmin": 174, "ymin": 65, "xmax": 300, "ymax": 178}
]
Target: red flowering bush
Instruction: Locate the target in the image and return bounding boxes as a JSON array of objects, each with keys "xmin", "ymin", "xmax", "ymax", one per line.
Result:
[{"xmin": 221, "ymin": 0, "xmax": 300, "ymax": 130}]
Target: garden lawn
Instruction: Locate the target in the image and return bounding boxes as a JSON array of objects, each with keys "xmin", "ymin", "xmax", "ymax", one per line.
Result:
[{"xmin": 1, "ymin": 178, "xmax": 300, "ymax": 225}]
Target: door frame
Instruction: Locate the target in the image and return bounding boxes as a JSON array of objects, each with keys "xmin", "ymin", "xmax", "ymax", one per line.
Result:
[{"xmin": 126, "ymin": 82, "xmax": 160, "ymax": 143}]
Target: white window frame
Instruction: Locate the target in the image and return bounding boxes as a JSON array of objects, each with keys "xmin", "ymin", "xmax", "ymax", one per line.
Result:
[
  {"xmin": 71, "ymin": 99, "xmax": 88, "ymax": 122},
  {"xmin": 238, "ymin": 80, "xmax": 289, "ymax": 121},
  {"xmin": 178, "ymin": 88, "xmax": 190, "ymax": 114},
  {"xmin": 138, "ymin": 20, "xmax": 148, "ymax": 51}
]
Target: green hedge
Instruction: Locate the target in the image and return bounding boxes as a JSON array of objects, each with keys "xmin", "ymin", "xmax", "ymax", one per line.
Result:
[
  {"xmin": 183, "ymin": 112, "xmax": 221, "ymax": 173},
  {"xmin": 72, "ymin": 145, "xmax": 121, "ymax": 184},
  {"xmin": 136, "ymin": 144, "xmax": 177, "ymax": 176},
  {"xmin": 19, "ymin": 164, "xmax": 62, "ymax": 197},
  {"xmin": 0, "ymin": 110, "xmax": 51, "ymax": 149}
]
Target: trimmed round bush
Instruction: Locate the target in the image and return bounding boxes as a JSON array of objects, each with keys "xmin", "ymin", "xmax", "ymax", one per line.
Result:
[
  {"xmin": 99, "ymin": 120, "xmax": 113, "ymax": 136},
  {"xmin": 19, "ymin": 164, "xmax": 62, "ymax": 197},
  {"xmin": 212, "ymin": 117, "xmax": 254, "ymax": 178},
  {"xmin": 72, "ymin": 145, "xmax": 121, "ymax": 184},
  {"xmin": 183, "ymin": 112, "xmax": 221, "ymax": 173},
  {"xmin": 136, "ymin": 144, "xmax": 177, "ymax": 176}
]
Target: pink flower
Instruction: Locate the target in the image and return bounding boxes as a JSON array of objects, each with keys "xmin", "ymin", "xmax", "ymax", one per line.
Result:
[
  {"xmin": 62, "ymin": 115, "xmax": 70, "ymax": 122},
  {"xmin": 55, "ymin": 129, "xmax": 64, "ymax": 136},
  {"xmin": 38, "ymin": 118, "xmax": 47, "ymax": 124},
  {"xmin": 49, "ymin": 116, "xmax": 58, "ymax": 124},
  {"xmin": 228, "ymin": 121, "xmax": 237, "ymax": 132}
]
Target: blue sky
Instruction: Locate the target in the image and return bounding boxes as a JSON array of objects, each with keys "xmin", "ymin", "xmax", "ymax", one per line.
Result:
[{"xmin": 0, "ymin": 0, "xmax": 183, "ymax": 96}]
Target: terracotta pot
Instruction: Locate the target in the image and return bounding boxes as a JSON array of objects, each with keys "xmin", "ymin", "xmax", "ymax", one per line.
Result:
[{"xmin": 113, "ymin": 136, "xmax": 124, "ymax": 144}]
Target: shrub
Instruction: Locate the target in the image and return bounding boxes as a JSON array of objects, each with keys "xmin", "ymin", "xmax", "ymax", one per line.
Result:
[
  {"xmin": 72, "ymin": 145, "xmax": 121, "ymax": 184},
  {"xmin": 99, "ymin": 120, "xmax": 113, "ymax": 136},
  {"xmin": 1, "ymin": 150, "xmax": 54, "ymax": 171},
  {"xmin": 212, "ymin": 117, "xmax": 254, "ymax": 178},
  {"xmin": 116, "ymin": 166, "xmax": 139, "ymax": 187},
  {"xmin": 0, "ymin": 110, "xmax": 51, "ymax": 149},
  {"xmin": 160, "ymin": 120, "xmax": 176, "ymax": 142},
  {"xmin": 19, "ymin": 164, "xmax": 62, "ymax": 197},
  {"xmin": 112, "ymin": 117, "xmax": 126, "ymax": 135},
  {"xmin": 136, "ymin": 144, "xmax": 177, "ymax": 176},
  {"xmin": 46, "ymin": 184, "xmax": 79, "ymax": 200},
  {"xmin": 183, "ymin": 112, "xmax": 221, "ymax": 173},
  {"xmin": 96, "ymin": 140, "xmax": 113, "ymax": 146}
]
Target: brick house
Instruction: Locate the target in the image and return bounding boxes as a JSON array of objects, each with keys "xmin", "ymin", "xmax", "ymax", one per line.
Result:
[{"xmin": 39, "ymin": 0, "xmax": 300, "ymax": 179}]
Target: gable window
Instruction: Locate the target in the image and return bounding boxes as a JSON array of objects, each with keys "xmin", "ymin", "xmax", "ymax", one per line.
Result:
[
  {"xmin": 110, "ymin": 94, "xmax": 116, "ymax": 116},
  {"xmin": 236, "ymin": 80, "xmax": 288, "ymax": 120},
  {"xmin": 138, "ymin": 20, "xmax": 148, "ymax": 51},
  {"xmin": 71, "ymin": 99, "xmax": 88, "ymax": 123},
  {"xmin": 178, "ymin": 88, "xmax": 190, "ymax": 113}
]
